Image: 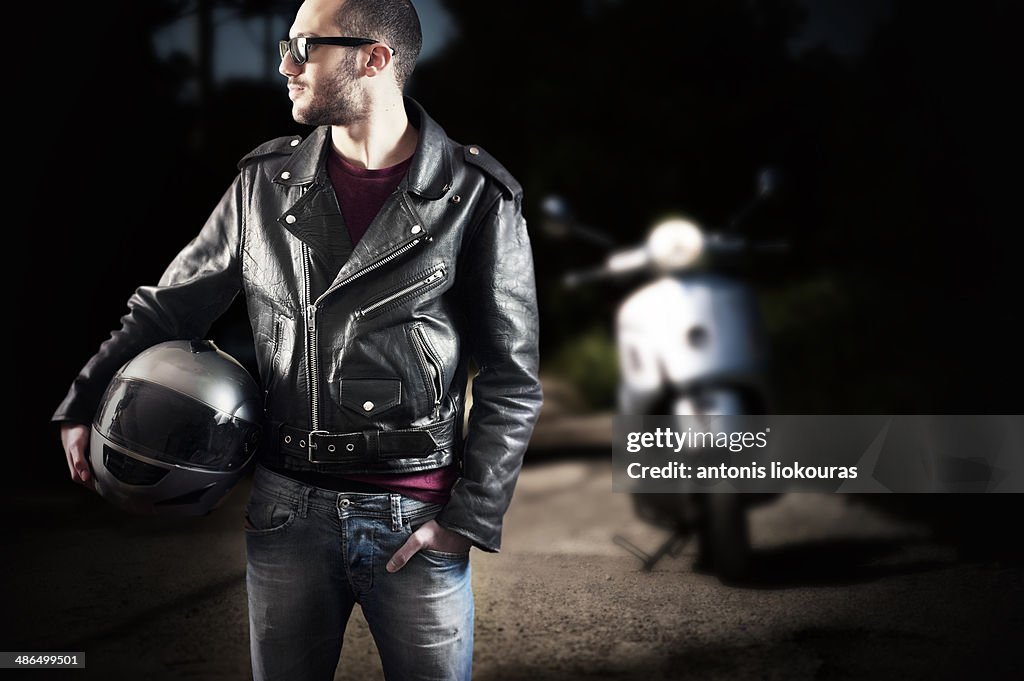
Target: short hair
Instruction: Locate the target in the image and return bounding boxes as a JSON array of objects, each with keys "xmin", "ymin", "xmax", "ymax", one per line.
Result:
[{"xmin": 336, "ymin": 0, "xmax": 422, "ymax": 87}]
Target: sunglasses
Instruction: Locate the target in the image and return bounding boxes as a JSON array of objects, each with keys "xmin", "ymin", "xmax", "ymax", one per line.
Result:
[{"xmin": 278, "ymin": 36, "xmax": 396, "ymax": 65}]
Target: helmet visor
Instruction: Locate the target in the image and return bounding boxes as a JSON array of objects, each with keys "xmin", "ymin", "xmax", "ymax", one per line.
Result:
[{"xmin": 95, "ymin": 378, "xmax": 260, "ymax": 470}]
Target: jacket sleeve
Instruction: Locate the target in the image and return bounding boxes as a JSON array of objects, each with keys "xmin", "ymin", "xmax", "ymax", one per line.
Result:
[
  {"xmin": 435, "ymin": 191, "xmax": 544, "ymax": 552},
  {"xmin": 51, "ymin": 174, "xmax": 245, "ymax": 425}
]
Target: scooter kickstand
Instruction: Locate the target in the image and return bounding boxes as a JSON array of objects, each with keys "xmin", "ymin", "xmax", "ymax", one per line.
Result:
[{"xmin": 614, "ymin": 532, "xmax": 691, "ymax": 571}]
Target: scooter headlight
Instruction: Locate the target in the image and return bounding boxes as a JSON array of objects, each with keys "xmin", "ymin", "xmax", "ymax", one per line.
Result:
[{"xmin": 646, "ymin": 218, "xmax": 705, "ymax": 271}]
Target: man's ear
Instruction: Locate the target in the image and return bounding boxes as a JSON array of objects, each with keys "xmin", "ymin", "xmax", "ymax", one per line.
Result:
[{"xmin": 364, "ymin": 45, "xmax": 393, "ymax": 78}]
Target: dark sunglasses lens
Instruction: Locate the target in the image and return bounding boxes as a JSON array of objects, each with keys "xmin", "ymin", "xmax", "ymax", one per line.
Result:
[{"xmin": 279, "ymin": 38, "xmax": 307, "ymax": 64}]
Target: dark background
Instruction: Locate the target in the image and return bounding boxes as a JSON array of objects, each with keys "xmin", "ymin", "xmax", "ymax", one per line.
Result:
[
  {"xmin": 16, "ymin": 2, "xmax": 1020, "ymax": 487},
  {"xmin": 5, "ymin": 1, "xmax": 1022, "ymax": 678}
]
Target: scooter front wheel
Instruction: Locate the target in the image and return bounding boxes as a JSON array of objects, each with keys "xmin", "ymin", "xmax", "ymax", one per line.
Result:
[
  {"xmin": 699, "ymin": 492, "xmax": 751, "ymax": 583},
  {"xmin": 674, "ymin": 389, "xmax": 756, "ymax": 583}
]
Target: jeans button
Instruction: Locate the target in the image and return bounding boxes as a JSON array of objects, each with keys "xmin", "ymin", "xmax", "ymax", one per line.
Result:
[{"xmin": 338, "ymin": 498, "xmax": 351, "ymax": 509}]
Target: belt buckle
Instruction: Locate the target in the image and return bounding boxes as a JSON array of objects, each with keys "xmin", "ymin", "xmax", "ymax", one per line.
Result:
[{"xmin": 307, "ymin": 430, "xmax": 329, "ymax": 463}]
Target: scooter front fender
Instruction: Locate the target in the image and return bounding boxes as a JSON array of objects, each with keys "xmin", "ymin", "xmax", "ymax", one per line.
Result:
[{"xmin": 616, "ymin": 274, "xmax": 769, "ymax": 408}]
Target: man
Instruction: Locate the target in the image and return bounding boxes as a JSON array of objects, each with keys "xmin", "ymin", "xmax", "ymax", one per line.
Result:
[{"xmin": 52, "ymin": 0, "xmax": 543, "ymax": 678}]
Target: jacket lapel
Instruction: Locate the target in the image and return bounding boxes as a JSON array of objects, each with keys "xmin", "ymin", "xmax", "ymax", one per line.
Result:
[
  {"xmin": 327, "ymin": 191, "xmax": 426, "ymax": 289},
  {"xmin": 274, "ymin": 97, "xmax": 454, "ymax": 294}
]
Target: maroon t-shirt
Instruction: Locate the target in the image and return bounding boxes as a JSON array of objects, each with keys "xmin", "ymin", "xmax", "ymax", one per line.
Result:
[
  {"xmin": 328, "ymin": 150, "xmax": 412, "ymax": 245},
  {"xmin": 323, "ymin": 148, "xmax": 457, "ymax": 504}
]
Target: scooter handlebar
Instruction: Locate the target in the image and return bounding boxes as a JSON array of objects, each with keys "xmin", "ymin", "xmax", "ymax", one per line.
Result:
[
  {"xmin": 562, "ymin": 267, "xmax": 618, "ymax": 289},
  {"xmin": 704, "ymin": 233, "xmax": 790, "ymax": 256},
  {"xmin": 561, "ymin": 235, "xmax": 791, "ymax": 289}
]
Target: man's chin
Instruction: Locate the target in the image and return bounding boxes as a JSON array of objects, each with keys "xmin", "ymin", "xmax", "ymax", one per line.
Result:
[
  {"xmin": 289, "ymin": 101, "xmax": 361, "ymax": 127},
  {"xmin": 291, "ymin": 105, "xmax": 317, "ymax": 126}
]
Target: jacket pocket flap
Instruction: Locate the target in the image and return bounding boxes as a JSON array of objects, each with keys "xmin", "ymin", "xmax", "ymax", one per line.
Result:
[{"xmin": 339, "ymin": 378, "xmax": 402, "ymax": 417}]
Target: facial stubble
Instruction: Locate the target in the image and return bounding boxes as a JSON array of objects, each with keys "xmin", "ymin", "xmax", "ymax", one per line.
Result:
[{"xmin": 292, "ymin": 57, "xmax": 369, "ymax": 126}]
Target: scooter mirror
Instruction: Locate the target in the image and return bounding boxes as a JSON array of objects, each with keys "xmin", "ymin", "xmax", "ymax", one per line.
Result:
[
  {"xmin": 539, "ymin": 194, "xmax": 618, "ymax": 249},
  {"xmin": 756, "ymin": 167, "xmax": 783, "ymax": 199},
  {"xmin": 540, "ymin": 195, "xmax": 575, "ymax": 239}
]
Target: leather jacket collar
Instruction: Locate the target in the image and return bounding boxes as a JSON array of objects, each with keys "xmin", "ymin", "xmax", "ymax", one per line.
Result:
[{"xmin": 271, "ymin": 97, "xmax": 453, "ymax": 201}]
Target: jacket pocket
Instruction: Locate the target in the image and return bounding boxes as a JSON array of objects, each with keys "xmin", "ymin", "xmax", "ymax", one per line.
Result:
[
  {"xmin": 339, "ymin": 378, "xmax": 402, "ymax": 418},
  {"xmin": 262, "ymin": 314, "xmax": 291, "ymax": 407},
  {"xmin": 270, "ymin": 316, "xmax": 284, "ymax": 370},
  {"xmin": 408, "ymin": 324, "xmax": 445, "ymax": 419},
  {"xmin": 354, "ymin": 265, "xmax": 447, "ymax": 320}
]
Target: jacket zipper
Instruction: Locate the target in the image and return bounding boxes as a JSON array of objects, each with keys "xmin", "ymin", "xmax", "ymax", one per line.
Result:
[
  {"xmin": 302, "ymin": 243, "xmax": 320, "ymax": 431},
  {"xmin": 303, "ymin": 232, "xmax": 426, "ymax": 434},
  {"xmin": 271, "ymin": 317, "xmax": 283, "ymax": 368},
  {"xmin": 315, "ymin": 236, "xmax": 423, "ymax": 307},
  {"xmin": 355, "ymin": 266, "xmax": 446, "ymax": 319},
  {"xmin": 264, "ymin": 317, "xmax": 283, "ymax": 408},
  {"xmin": 412, "ymin": 325, "xmax": 445, "ymax": 420}
]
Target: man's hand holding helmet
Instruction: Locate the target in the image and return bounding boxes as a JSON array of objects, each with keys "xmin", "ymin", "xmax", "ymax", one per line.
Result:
[{"xmin": 61, "ymin": 423, "xmax": 95, "ymax": 492}]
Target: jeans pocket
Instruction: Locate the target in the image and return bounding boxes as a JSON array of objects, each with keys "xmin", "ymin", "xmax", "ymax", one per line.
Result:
[
  {"xmin": 404, "ymin": 504, "xmax": 470, "ymax": 561},
  {"xmin": 244, "ymin": 495, "xmax": 296, "ymax": 536},
  {"xmin": 405, "ymin": 501, "xmax": 445, "ymax": 531},
  {"xmin": 419, "ymin": 548, "xmax": 470, "ymax": 561}
]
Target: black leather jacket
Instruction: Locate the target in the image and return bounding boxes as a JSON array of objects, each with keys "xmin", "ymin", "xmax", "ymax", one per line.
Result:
[{"xmin": 52, "ymin": 98, "xmax": 543, "ymax": 552}]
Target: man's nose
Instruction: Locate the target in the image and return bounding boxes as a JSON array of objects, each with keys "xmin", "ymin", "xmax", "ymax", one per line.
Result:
[{"xmin": 279, "ymin": 51, "xmax": 301, "ymax": 77}]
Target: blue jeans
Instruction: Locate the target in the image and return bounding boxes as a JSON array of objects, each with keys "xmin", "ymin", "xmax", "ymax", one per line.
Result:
[{"xmin": 244, "ymin": 464, "xmax": 474, "ymax": 681}]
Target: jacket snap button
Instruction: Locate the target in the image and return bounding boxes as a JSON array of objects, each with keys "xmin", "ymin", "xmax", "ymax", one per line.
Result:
[
  {"xmin": 290, "ymin": 139, "xmax": 300, "ymax": 146},
  {"xmin": 469, "ymin": 146, "xmax": 480, "ymax": 155},
  {"xmin": 362, "ymin": 401, "xmax": 374, "ymax": 411},
  {"xmin": 451, "ymin": 194, "xmax": 461, "ymax": 204},
  {"xmin": 410, "ymin": 225, "xmax": 421, "ymax": 234},
  {"xmin": 281, "ymin": 171, "xmax": 291, "ymax": 180},
  {"xmin": 285, "ymin": 215, "xmax": 297, "ymax": 224}
]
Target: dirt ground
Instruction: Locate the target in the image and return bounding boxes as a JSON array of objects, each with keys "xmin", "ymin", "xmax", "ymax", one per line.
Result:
[{"xmin": 3, "ymin": 455, "xmax": 1022, "ymax": 680}]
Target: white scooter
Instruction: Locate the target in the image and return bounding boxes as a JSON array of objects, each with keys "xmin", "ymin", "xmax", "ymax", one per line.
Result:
[{"xmin": 543, "ymin": 170, "xmax": 787, "ymax": 582}]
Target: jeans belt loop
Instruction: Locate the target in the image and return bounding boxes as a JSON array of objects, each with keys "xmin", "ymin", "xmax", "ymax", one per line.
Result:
[{"xmin": 390, "ymin": 493, "xmax": 402, "ymax": 532}]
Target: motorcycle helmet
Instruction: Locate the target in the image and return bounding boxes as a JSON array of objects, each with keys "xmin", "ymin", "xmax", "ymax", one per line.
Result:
[{"xmin": 90, "ymin": 339, "xmax": 263, "ymax": 516}]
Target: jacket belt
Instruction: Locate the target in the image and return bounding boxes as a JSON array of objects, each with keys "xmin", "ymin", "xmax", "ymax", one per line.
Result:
[{"xmin": 273, "ymin": 416, "xmax": 458, "ymax": 464}]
